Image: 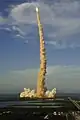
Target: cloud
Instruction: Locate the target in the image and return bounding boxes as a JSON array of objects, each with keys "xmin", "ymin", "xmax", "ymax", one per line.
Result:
[
  {"xmin": 0, "ymin": 27, "xmax": 11, "ymax": 31},
  {"xmin": 0, "ymin": 16, "xmax": 8, "ymax": 25},
  {"xmin": 1, "ymin": 65, "xmax": 80, "ymax": 92},
  {"xmin": 1, "ymin": 0, "xmax": 80, "ymax": 48},
  {"xmin": 10, "ymin": 2, "xmax": 39, "ymax": 24},
  {"xmin": 15, "ymin": 34, "xmax": 25, "ymax": 39},
  {"xmin": 12, "ymin": 26, "xmax": 25, "ymax": 35},
  {"xmin": 46, "ymin": 41, "xmax": 57, "ymax": 46},
  {"xmin": 45, "ymin": 40, "xmax": 80, "ymax": 49}
]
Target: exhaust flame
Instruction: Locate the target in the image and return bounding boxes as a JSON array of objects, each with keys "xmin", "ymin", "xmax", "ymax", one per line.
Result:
[{"xmin": 36, "ymin": 7, "xmax": 38, "ymax": 12}]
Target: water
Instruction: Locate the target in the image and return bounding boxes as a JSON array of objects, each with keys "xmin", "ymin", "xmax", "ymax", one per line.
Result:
[
  {"xmin": 0, "ymin": 93, "xmax": 19, "ymax": 101},
  {"xmin": 0, "ymin": 93, "xmax": 80, "ymax": 107},
  {"xmin": 0, "ymin": 93, "xmax": 80, "ymax": 101},
  {"xmin": 56, "ymin": 93, "xmax": 80, "ymax": 100}
]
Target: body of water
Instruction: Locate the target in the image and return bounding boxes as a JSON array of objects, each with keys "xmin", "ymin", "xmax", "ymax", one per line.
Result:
[
  {"xmin": 0, "ymin": 93, "xmax": 80, "ymax": 108},
  {"xmin": 0, "ymin": 93, "xmax": 80, "ymax": 101}
]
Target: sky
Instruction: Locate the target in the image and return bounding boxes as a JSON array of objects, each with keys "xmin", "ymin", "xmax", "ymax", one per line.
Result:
[{"xmin": 0, "ymin": 0, "xmax": 80, "ymax": 93}]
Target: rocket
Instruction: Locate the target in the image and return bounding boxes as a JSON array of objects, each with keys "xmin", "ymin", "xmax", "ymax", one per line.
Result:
[{"xmin": 36, "ymin": 7, "xmax": 39, "ymax": 12}]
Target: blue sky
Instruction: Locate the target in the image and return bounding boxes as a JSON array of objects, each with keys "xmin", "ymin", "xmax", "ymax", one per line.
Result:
[{"xmin": 0, "ymin": 0, "xmax": 80, "ymax": 93}]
